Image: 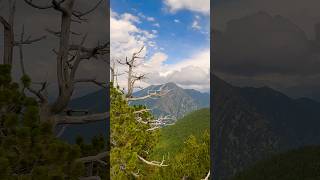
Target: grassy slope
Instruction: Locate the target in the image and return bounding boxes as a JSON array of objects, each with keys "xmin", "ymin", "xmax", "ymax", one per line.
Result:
[
  {"xmin": 151, "ymin": 108, "xmax": 210, "ymax": 159},
  {"xmin": 233, "ymin": 145, "xmax": 320, "ymax": 180}
]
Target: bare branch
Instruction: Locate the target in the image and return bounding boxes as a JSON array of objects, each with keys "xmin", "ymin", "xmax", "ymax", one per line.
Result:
[
  {"xmin": 45, "ymin": 28, "xmax": 80, "ymax": 37},
  {"xmin": 133, "ymin": 109, "xmax": 151, "ymax": 114},
  {"xmin": 131, "ymin": 170, "xmax": 140, "ymax": 178},
  {"xmin": 69, "ymin": 33, "xmax": 88, "ymax": 81},
  {"xmin": 64, "ymin": 109, "xmax": 89, "ymax": 115},
  {"xmin": 56, "ymin": 125, "xmax": 68, "ymax": 137},
  {"xmin": 79, "ymin": 176, "xmax": 101, "ymax": 180},
  {"xmin": 201, "ymin": 171, "xmax": 210, "ymax": 180},
  {"xmin": 146, "ymin": 126, "xmax": 160, "ymax": 131},
  {"xmin": 23, "ymin": 0, "xmax": 64, "ymax": 10},
  {"xmin": 51, "ymin": 0, "xmax": 68, "ymax": 14},
  {"xmin": 72, "ymin": 0, "xmax": 103, "ymax": 20},
  {"xmin": 74, "ymin": 42, "xmax": 109, "ymax": 60},
  {"xmin": 26, "ymin": 86, "xmax": 47, "ymax": 103},
  {"xmin": 127, "ymin": 89, "xmax": 171, "ymax": 101},
  {"xmin": 55, "ymin": 112, "xmax": 109, "ymax": 124},
  {"xmin": 74, "ymin": 78, "xmax": 107, "ymax": 88},
  {"xmin": 0, "ymin": 16, "xmax": 9, "ymax": 28},
  {"xmin": 76, "ymin": 151, "xmax": 108, "ymax": 165},
  {"xmin": 15, "ymin": 35, "xmax": 46, "ymax": 45},
  {"xmin": 137, "ymin": 155, "xmax": 168, "ymax": 167}
]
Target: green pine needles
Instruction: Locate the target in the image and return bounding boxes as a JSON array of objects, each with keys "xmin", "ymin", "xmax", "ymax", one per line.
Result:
[{"xmin": 0, "ymin": 65, "xmax": 107, "ymax": 179}]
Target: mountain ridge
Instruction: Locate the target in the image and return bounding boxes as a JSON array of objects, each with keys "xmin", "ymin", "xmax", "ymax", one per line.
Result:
[
  {"xmin": 131, "ymin": 82, "xmax": 210, "ymax": 120},
  {"xmin": 213, "ymin": 74, "xmax": 320, "ymax": 180}
]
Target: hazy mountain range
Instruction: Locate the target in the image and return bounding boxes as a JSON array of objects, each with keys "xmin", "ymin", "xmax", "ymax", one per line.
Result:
[
  {"xmin": 212, "ymin": 74, "xmax": 320, "ymax": 180},
  {"xmin": 57, "ymin": 76, "xmax": 320, "ymax": 180},
  {"xmin": 59, "ymin": 82, "xmax": 209, "ymax": 142},
  {"xmin": 131, "ymin": 82, "xmax": 210, "ymax": 120},
  {"xmin": 57, "ymin": 89, "xmax": 108, "ymax": 143}
]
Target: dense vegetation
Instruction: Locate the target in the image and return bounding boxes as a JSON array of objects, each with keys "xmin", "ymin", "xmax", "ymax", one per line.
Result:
[
  {"xmin": 152, "ymin": 108, "xmax": 210, "ymax": 158},
  {"xmin": 110, "ymin": 82, "xmax": 210, "ymax": 179},
  {"xmin": 233, "ymin": 145, "xmax": 320, "ymax": 180},
  {"xmin": 152, "ymin": 130, "xmax": 210, "ymax": 179},
  {"xmin": 151, "ymin": 108, "xmax": 210, "ymax": 179},
  {"xmin": 0, "ymin": 65, "xmax": 107, "ymax": 179},
  {"xmin": 110, "ymin": 84, "xmax": 159, "ymax": 179}
]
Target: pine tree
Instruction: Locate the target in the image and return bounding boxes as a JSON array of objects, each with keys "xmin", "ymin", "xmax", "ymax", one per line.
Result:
[
  {"xmin": 0, "ymin": 64, "xmax": 107, "ymax": 179},
  {"xmin": 154, "ymin": 130, "xmax": 210, "ymax": 179},
  {"xmin": 110, "ymin": 84, "xmax": 160, "ymax": 179}
]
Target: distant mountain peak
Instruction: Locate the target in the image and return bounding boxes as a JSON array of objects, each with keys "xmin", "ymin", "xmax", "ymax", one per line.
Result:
[{"xmin": 132, "ymin": 82, "xmax": 210, "ymax": 120}]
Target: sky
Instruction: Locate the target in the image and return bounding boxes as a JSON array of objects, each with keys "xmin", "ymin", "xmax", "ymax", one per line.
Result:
[
  {"xmin": 110, "ymin": 0, "xmax": 210, "ymax": 92},
  {"xmin": 212, "ymin": 0, "xmax": 320, "ymax": 101}
]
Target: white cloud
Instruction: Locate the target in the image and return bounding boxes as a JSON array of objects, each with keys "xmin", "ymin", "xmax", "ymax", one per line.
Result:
[
  {"xmin": 111, "ymin": 9, "xmax": 209, "ymax": 92},
  {"xmin": 174, "ymin": 19, "xmax": 180, "ymax": 23},
  {"xmin": 142, "ymin": 49, "xmax": 210, "ymax": 91},
  {"xmin": 114, "ymin": 49, "xmax": 210, "ymax": 92},
  {"xmin": 147, "ymin": 17, "xmax": 155, "ymax": 21},
  {"xmin": 121, "ymin": 13, "xmax": 141, "ymax": 23},
  {"xmin": 164, "ymin": 0, "xmax": 210, "ymax": 15},
  {"xmin": 110, "ymin": 9, "xmax": 157, "ymax": 59},
  {"xmin": 135, "ymin": 49, "xmax": 210, "ymax": 92},
  {"xmin": 191, "ymin": 20, "xmax": 201, "ymax": 30},
  {"xmin": 137, "ymin": 12, "xmax": 156, "ymax": 22},
  {"xmin": 153, "ymin": 23, "xmax": 160, "ymax": 27}
]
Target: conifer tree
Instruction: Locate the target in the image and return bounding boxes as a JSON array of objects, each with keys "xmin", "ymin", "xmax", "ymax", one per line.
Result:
[
  {"xmin": 155, "ymin": 130, "xmax": 210, "ymax": 179},
  {"xmin": 0, "ymin": 64, "xmax": 107, "ymax": 179},
  {"xmin": 110, "ymin": 84, "xmax": 161, "ymax": 179}
]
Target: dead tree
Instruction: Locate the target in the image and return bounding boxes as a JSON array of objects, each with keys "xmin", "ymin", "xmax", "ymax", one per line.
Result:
[
  {"xmin": 201, "ymin": 170, "xmax": 210, "ymax": 180},
  {"xmin": 21, "ymin": 0, "xmax": 109, "ymax": 179},
  {"xmin": 114, "ymin": 47, "xmax": 174, "ymax": 170},
  {"xmin": 116, "ymin": 46, "xmax": 147, "ymax": 98},
  {"xmin": 23, "ymin": 0, "xmax": 108, "ymax": 124},
  {"xmin": 0, "ymin": 0, "xmax": 46, "ymax": 65}
]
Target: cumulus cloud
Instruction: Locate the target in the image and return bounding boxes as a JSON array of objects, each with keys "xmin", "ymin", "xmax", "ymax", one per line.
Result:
[
  {"xmin": 114, "ymin": 49, "xmax": 210, "ymax": 92},
  {"xmin": 144, "ymin": 49, "xmax": 210, "ymax": 91},
  {"xmin": 137, "ymin": 12, "xmax": 156, "ymax": 22},
  {"xmin": 214, "ymin": 12, "xmax": 316, "ymax": 77},
  {"xmin": 164, "ymin": 0, "xmax": 210, "ymax": 15},
  {"xmin": 174, "ymin": 19, "xmax": 180, "ymax": 23},
  {"xmin": 111, "ymin": 9, "xmax": 209, "ymax": 92},
  {"xmin": 214, "ymin": 0, "xmax": 320, "ymax": 39},
  {"xmin": 213, "ymin": 11, "xmax": 320, "ymax": 99},
  {"xmin": 110, "ymin": 9, "xmax": 157, "ymax": 59}
]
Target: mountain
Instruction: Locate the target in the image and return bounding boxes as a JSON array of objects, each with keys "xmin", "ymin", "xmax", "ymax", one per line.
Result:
[
  {"xmin": 237, "ymin": 86, "xmax": 320, "ymax": 147},
  {"xmin": 212, "ymin": 75, "xmax": 279, "ymax": 180},
  {"xmin": 151, "ymin": 108, "xmax": 210, "ymax": 159},
  {"xmin": 232, "ymin": 145, "xmax": 320, "ymax": 180},
  {"xmin": 213, "ymin": 74, "xmax": 320, "ymax": 180},
  {"xmin": 57, "ymin": 89, "xmax": 108, "ymax": 143},
  {"xmin": 131, "ymin": 82, "xmax": 210, "ymax": 120}
]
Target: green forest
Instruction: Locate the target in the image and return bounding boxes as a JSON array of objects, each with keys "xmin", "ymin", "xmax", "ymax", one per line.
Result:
[
  {"xmin": 110, "ymin": 82, "xmax": 210, "ymax": 179},
  {"xmin": 233, "ymin": 145, "xmax": 320, "ymax": 180}
]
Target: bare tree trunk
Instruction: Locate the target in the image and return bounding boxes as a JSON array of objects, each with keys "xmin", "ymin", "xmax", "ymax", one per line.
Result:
[
  {"xmin": 3, "ymin": 23, "xmax": 14, "ymax": 65},
  {"xmin": 0, "ymin": 0, "xmax": 15, "ymax": 65},
  {"xmin": 127, "ymin": 62, "xmax": 133, "ymax": 97},
  {"xmin": 51, "ymin": 0, "xmax": 75, "ymax": 114}
]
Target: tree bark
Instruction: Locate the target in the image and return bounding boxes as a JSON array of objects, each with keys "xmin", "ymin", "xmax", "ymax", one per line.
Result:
[
  {"xmin": 0, "ymin": 1, "xmax": 15, "ymax": 65},
  {"xmin": 51, "ymin": 0, "xmax": 75, "ymax": 114}
]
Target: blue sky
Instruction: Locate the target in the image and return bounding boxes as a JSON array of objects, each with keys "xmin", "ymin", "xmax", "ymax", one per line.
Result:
[
  {"xmin": 110, "ymin": 0, "xmax": 210, "ymax": 92},
  {"xmin": 111, "ymin": 0, "xmax": 209, "ymax": 64}
]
